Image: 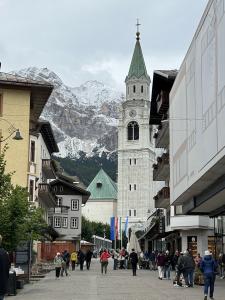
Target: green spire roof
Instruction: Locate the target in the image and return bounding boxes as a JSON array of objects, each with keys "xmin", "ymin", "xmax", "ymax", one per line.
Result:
[
  {"xmin": 87, "ymin": 168, "xmax": 117, "ymax": 200},
  {"xmin": 127, "ymin": 34, "xmax": 149, "ymax": 80}
]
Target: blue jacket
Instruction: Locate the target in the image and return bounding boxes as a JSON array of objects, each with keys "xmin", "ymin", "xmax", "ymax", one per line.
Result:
[{"xmin": 200, "ymin": 255, "xmax": 217, "ymax": 275}]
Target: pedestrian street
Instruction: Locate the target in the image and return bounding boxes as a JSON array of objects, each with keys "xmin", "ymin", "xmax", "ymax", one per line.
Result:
[{"xmin": 6, "ymin": 259, "xmax": 225, "ymax": 300}]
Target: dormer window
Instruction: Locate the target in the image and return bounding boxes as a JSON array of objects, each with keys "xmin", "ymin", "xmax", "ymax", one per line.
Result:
[
  {"xmin": 96, "ymin": 182, "xmax": 102, "ymax": 188},
  {"xmin": 133, "ymin": 85, "xmax": 136, "ymax": 93}
]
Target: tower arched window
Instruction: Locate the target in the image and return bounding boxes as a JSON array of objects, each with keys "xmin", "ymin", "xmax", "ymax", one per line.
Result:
[
  {"xmin": 141, "ymin": 85, "xmax": 144, "ymax": 93},
  {"xmin": 133, "ymin": 85, "xmax": 136, "ymax": 93},
  {"xmin": 127, "ymin": 121, "xmax": 139, "ymax": 140}
]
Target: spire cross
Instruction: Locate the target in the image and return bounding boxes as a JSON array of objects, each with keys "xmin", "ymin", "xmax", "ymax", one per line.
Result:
[{"xmin": 136, "ymin": 18, "xmax": 141, "ymax": 33}]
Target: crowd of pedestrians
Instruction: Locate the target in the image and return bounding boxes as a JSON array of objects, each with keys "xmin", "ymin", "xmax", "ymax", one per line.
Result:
[{"xmin": 53, "ymin": 248, "xmax": 93, "ymax": 278}]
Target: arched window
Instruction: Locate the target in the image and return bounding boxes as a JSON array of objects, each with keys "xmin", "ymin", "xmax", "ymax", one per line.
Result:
[
  {"xmin": 141, "ymin": 85, "xmax": 144, "ymax": 93},
  {"xmin": 133, "ymin": 85, "xmax": 136, "ymax": 93},
  {"xmin": 127, "ymin": 121, "xmax": 139, "ymax": 140}
]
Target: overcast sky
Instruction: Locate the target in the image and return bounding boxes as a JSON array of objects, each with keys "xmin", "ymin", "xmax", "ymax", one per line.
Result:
[{"xmin": 0, "ymin": 0, "xmax": 208, "ymax": 90}]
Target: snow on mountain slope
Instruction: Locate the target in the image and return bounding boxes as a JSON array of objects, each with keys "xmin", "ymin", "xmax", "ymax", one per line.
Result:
[{"xmin": 11, "ymin": 67, "xmax": 123, "ymax": 158}]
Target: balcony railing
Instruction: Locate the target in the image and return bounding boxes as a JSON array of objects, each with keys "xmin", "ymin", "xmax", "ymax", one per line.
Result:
[
  {"xmin": 154, "ymin": 187, "xmax": 170, "ymax": 209},
  {"xmin": 153, "ymin": 153, "xmax": 169, "ymax": 181},
  {"xmin": 42, "ymin": 159, "xmax": 56, "ymax": 179},
  {"xmin": 154, "ymin": 121, "xmax": 169, "ymax": 149},
  {"xmin": 48, "ymin": 205, "xmax": 69, "ymax": 215},
  {"xmin": 38, "ymin": 183, "xmax": 57, "ymax": 208}
]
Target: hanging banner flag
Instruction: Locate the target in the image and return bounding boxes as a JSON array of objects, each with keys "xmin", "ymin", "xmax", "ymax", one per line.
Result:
[
  {"xmin": 115, "ymin": 216, "xmax": 118, "ymax": 240},
  {"xmin": 118, "ymin": 217, "xmax": 121, "ymax": 240},
  {"xmin": 110, "ymin": 217, "xmax": 115, "ymax": 241},
  {"xmin": 125, "ymin": 216, "xmax": 129, "ymax": 238}
]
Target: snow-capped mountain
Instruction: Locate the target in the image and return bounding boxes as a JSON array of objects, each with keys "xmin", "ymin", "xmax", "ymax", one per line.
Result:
[{"xmin": 11, "ymin": 67, "xmax": 124, "ymax": 158}]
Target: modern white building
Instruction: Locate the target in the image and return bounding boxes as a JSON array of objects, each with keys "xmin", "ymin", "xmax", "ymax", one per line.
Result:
[
  {"xmin": 117, "ymin": 30, "xmax": 155, "ymax": 228},
  {"xmin": 170, "ymin": 0, "xmax": 225, "ymax": 255}
]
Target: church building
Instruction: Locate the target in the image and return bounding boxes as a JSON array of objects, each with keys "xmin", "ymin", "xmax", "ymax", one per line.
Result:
[{"xmin": 117, "ymin": 28, "xmax": 155, "ymax": 229}]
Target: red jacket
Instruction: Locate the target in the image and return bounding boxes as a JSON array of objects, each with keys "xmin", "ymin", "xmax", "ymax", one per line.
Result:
[{"xmin": 100, "ymin": 251, "xmax": 110, "ymax": 262}]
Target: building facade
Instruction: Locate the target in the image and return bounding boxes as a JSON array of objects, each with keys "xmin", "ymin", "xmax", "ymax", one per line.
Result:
[
  {"xmin": 117, "ymin": 31, "xmax": 155, "ymax": 228},
  {"xmin": 83, "ymin": 168, "xmax": 117, "ymax": 224},
  {"xmin": 170, "ymin": 0, "xmax": 225, "ymax": 255}
]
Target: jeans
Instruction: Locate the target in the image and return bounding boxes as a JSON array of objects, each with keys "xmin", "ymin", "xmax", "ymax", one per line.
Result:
[
  {"xmin": 101, "ymin": 261, "xmax": 108, "ymax": 274},
  {"xmin": 158, "ymin": 266, "xmax": 163, "ymax": 279},
  {"xmin": 184, "ymin": 269, "xmax": 194, "ymax": 286},
  {"xmin": 86, "ymin": 260, "xmax": 91, "ymax": 270},
  {"xmin": 55, "ymin": 267, "xmax": 61, "ymax": 278},
  {"xmin": 61, "ymin": 265, "xmax": 68, "ymax": 276},
  {"xmin": 164, "ymin": 265, "xmax": 171, "ymax": 279},
  {"xmin": 131, "ymin": 263, "xmax": 137, "ymax": 276},
  {"xmin": 71, "ymin": 261, "xmax": 76, "ymax": 271},
  {"xmin": 204, "ymin": 273, "xmax": 215, "ymax": 297}
]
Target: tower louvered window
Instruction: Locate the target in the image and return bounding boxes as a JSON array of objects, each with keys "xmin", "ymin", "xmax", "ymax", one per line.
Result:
[{"xmin": 127, "ymin": 121, "xmax": 139, "ymax": 140}]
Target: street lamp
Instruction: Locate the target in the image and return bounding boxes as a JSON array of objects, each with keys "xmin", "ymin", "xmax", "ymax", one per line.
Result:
[{"xmin": 0, "ymin": 118, "xmax": 23, "ymax": 142}]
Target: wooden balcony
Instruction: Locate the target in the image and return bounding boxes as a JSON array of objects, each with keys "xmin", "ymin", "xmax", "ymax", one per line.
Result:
[
  {"xmin": 42, "ymin": 159, "xmax": 56, "ymax": 179},
  {"xmin": 156, "ymin": 91, "xmax": 169, "ymax": 115},
  {"xmin": 153, "ymin": 153, "xmax": 169, "ymax": 181},
  {"xmin": 38, "ymin": 183, "xmax": 57, "ymax": 208},
  {"xmin": 154, "ymin": 187, "xmax": 170, "ymax": 209},
  {"xmin": 154, "ymin": 121, "xmax": 169, "ymax": 149}
]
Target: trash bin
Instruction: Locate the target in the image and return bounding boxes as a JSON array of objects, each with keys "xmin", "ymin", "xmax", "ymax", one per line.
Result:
[{"xmin": 8, "ymin": 271, "xmax": 17, "ymax": 296}]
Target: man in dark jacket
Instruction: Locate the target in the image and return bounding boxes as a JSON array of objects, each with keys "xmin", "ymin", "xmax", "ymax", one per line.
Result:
[
  {"xmin": 200, "ymin": 250, "xmax": 217, "ymax": 300},
  {"xmin": 129, "ymin": 249, "xmax": 138, "ymax": 276},
  {"xmin": 0, "ymin": 235, "xmax": 10, "ymax": 300},
  {"xmin": 179, "ymin": 250, "xmax": 195, "ymax": 287},
  {"xmin": 86, "ymin": 249, "xmax": 93, "ymax": 270}
]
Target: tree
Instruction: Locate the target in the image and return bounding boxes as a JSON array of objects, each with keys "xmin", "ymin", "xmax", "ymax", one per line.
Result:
[
  {"xmin": 0, "ymin": 146, "xmax": 48, "ymax": 252},
  {"xmin": 81, "ymin": 216, "xmax": 110, "ymax": 242}
]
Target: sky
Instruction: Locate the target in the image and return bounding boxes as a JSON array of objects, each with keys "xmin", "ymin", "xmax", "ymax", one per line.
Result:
[{"xmin": 0, "ymin": 0, "xmax": 208, "ymax": 91}]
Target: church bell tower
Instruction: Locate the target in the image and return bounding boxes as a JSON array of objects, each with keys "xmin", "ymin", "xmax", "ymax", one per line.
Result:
[{"xmin": 117, "ymin": 23, "xmax": 155, "ymax": 229}]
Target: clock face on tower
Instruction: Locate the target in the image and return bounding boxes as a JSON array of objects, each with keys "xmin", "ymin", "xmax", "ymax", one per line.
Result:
[{"xmin": 129, "ymin": 110, "xmax": 137, "ymax": 118}]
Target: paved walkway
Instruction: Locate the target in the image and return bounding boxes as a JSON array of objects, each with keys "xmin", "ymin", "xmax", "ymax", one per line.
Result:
[{"xmin": 6, "ymin": 259, "xmax": 225, "ymax": 300}]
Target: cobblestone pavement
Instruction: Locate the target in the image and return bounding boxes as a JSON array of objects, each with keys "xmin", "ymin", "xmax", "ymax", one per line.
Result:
[{"xmin": 6, "ymin": 259, "xmax": 225, "ymax": 300}]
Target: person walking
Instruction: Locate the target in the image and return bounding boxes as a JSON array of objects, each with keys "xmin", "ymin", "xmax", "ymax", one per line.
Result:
[
  {"xmin": 70, "ymin": 250, "xmax": 78, "ymax": 271},
  {"xmin": 181, "ymin": 250, "xmax": 195, "ymax": 287},
  {"xmin": 78, "ymin": 249, "xmax": 85, "ymax": 271},
  {"xmin": 112, "ymin": 249, "xmax": 119, "ymax": 270},
  {"xmin": 100, "ymin": 248, "xmax": 110, "ymax": 275},
  {"xmin": 54, "ymin": 252, "xmax": 63, "ymax": 279},
  {"xmin": 129, "ymin": 249, "xmax": 138, "ymax": 276},
  {"xmin": 164, "ymin": 250, "xmax": 172, "ymax": 279},
  {"xmin": 61, "ymin": 250, "xmax": 70, "ymax": 276},
  {"xmin": 200, "ymin": 250, "xmax": 217, "ymax": 300},
  {"xmin": 218, "ymin": 252, "xmax": 225, "ymax": 279},
  {"xmin": 86, "ymin": 249, "xmax": 93, "ymax": 270},
  {"xmin": 0, "ymin": 235, "xmax": 10, "ymax": 300},
  {"xmin": 156, "ymin": 251, "xmax": 165, "ymax": 280}
]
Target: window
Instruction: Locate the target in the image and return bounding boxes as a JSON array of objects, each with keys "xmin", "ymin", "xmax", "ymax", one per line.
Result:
[
  {"xmin": 129, "ymin": 184, "xmax": 132, "ymax": 191},
  {"xmin": 96, "ymin": 182, "xmax": 102, "ymax": 188},
  {"xmin": 54, "ymin": 217, "xmax": 61, "ymax": 228},
  {"xmin": 57, "ymin": 197, "xmax": 62, "ymax": 207},
  {"xmin": 166, "ymin": 210, "xmax": 170, "ymax": 226},
  {"xmin": 62, "ymin": 217, "xmax": 68, "ymax": 228},
  {"xmin": 127, "ymin": 121, "xmax": 139, "ymax": 140},
  {"xmin": 59, "ymin": 186, "xmax": 63, "ymax": 192},
  {"xmin": 129, "ymin": 210, "xmax": 131, "ymax": 217},
  {"xmin": 134, "ymin": 158, "xmax": 137, "ymax": 165},
  {"xmin": 133, "ymin": 85, "xmax": 136, "ymax": 93},
  {"xmin": 141, "ymin": 85, "xmax": 144, "ymax": 93},
  {"xmin": 134, "ymin": 209, "xmax": 136, "ymax": 217},
  {"xmin": 71, "ymin": 199, "xmax": 79, "ymax": 211},
  {"xmin": 134, "ymin": 184, "xmax": 136, "ymax": 190},
  {"xmin": 0, "ymin": 94, "xmax": 3, "ymax": 116},
  {"xmin": 128, "ymin": 86, "xmax": 129, "ymax": 95},
  {"xmin": 53, "ymin": 186, "xmax": 57, "ymax": 192},
  {"xmin": 30, "ymin": 141, "xmax": 35, "ymax": 162},
  {"xmin": 29, "ymin": 179, "xmax": 34, "ymax": 201},
  {"xmin": 71, "ymin": 217, "xmax": 78, "ymax": 229},
  {"xmin": 129, "ymin": 159, "xmax": 132, "ymax": 165}
]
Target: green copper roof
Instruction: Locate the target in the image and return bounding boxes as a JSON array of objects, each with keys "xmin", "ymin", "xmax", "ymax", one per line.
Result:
[
  {"xmin": 127, "ymin": 37, "xmax": 149, "ymax": 80},
  {"xmin": 87, "ymin": 168, "xmax": 117, "ymax": 200}
]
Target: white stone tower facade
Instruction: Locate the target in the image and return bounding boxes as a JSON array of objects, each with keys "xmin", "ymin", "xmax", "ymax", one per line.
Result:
[{"xmin": 117, "ymin": 30, "xmax": 155, "ymax": 228}]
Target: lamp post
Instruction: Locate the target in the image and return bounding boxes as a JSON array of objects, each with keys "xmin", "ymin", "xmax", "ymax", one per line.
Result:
[{"xmin": 0, "ymin": 118, "xmax": 23, "ymax": 142}]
